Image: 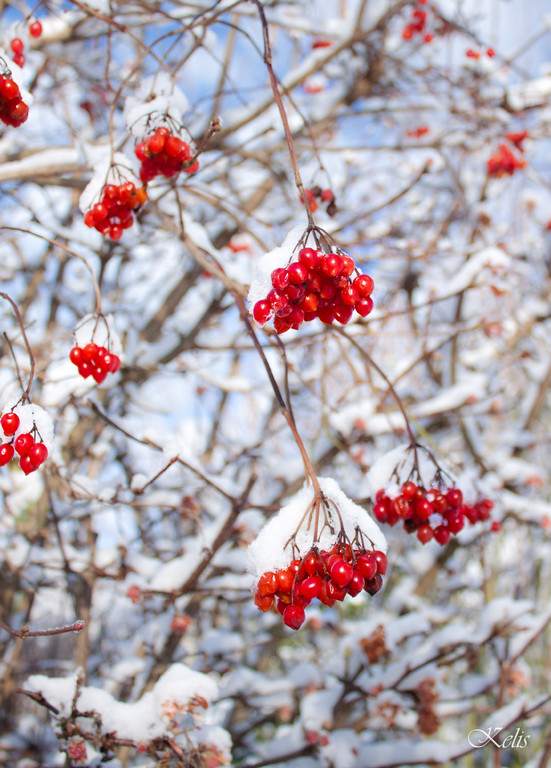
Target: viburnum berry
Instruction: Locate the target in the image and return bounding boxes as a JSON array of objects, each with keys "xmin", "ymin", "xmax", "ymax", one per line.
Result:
[
  {"xmin": 10, "ymin": 39, "xmax": 24, "ymax": 55},
  {"xmin": 29, "ymin": 20, "xmax": 43, "ymax": 38},
  {"xmin": 14, "ymin": 433, "xmax": 34, "ymax": 456},
  {"xmin": 0, "ymin": 443, "xmax": 15, "ymax": 466},
  {"xmin": 1, "ymin": 412, "xmax": 20, "ymax": 436}
]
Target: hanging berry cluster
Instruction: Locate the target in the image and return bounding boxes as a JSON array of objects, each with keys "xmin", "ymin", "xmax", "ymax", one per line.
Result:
[
  {"xmin": 0, "ymin": 72, "xmax": 29, "ymax": 127},
  {"xmin": 135, "ymin": 126, "xmax": 198, "ymax": 183},
  {"xmin": 373, "ymin": 483, "xmax": 494, "ymax": 545},
  {"xmin": 0, "ymin": 412, "xmax": 48, "ymax": 474},
  {"xmin": 84, "ymin": 182, "xmax": 147, "ymax": 240},
  {"xmin": 70, "ymin": 342, "xmax": 121, "ymax": 383},
  {"xmin": 249, "ymin": 477, "xmax": 388, "ymax": 630},
  {"xmin": 254, "ymin": 545, "xmax": 387, "ymax": 630},
  {"xmin": 253, "ymin": 245, "xmax": 374, "ymax": 334}
]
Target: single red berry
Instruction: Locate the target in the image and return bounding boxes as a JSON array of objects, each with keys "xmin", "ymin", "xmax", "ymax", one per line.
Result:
[
  {"xmin": 1, "ymin": 412, "xmax": 20, "ymax": 436},
  {"xmin": 417, "ymin": 524, "xmax": 434, "ymax": 544},
  {"xmin": 0, "ymin": 443, "xmax": 15, "ymax": 465},
  {"xmin": 78, "ymin": 362, "xmax": 92, "ymax": 379},
  {"xmin": 12, "ymin": 53, "xmax": 25, "ymax": 68},
  {"xmin": 347, "ymin": 570, "xmax": 365, "ymax": 596},
  {"xmin": 327, "ymin": 580, "xmax": 348, "ymax": 602},
  {"xmin": 333, "ymin": 304, "xmax": 354, "ymax": 325},
  {"xmin": 447, "ymin": 513, "xmax": 464, "ymax": 534},
  {"xmin": 356, "ymin": 552, "xmax": 377, "ymax": 580},
  {"xmin": 276, "ymin": 568, "xmax": 294, "ymax": 594},
  {"xmin": 29, "ymin": 20, "xmax": 43, "ymax": 38},
  {"xmin": 14, "ymin": 433, "xmax": 34, "ymax": 456},
  {"xmin": 92, "ymin": 368, "xmax": 108, "ymax": 384},
  {"xmin": 416, "ymin": 498, "xmax": 433, "ymax": 520},
  {"xmin": 109, "ymin": 225, "xmax": 123, "ymax": 241},
  {"xmin": 282, "ymin": 604, "xmax": 305, "ymax": 630},
  {"xmin": 298, "ymin": 247, "xmax": 320, "ymax": 269},
  {"xmin": 356, "ymin": 297, "xmax": 374, "ymax": 317},
  {"xmin": 353, "ymin": 274, "xmax": 374, "ymax": 297},
  {"xmin": 341, "ymin": 255, "xmax": 355, "ymax": 276},
  {"xmin": 320, "ymin": 189, "xmax": 334, "ymax": 202},
  {"xmin": 446, "ymin": 488, "xmax": 463, "ymax": 507},
  {"xmin": 373, "ymin": 550, "xmax": 388, "ymax": 575},
  {"xmin": 433, "ymin": 525, "xmax": 451, "ymax": 546},
  {"xmin": 11, "ymin": 39, "xmax": 24, "ymax": 55},
  {"xmin": 257, "ymin": 571, "xmax": 278, "ymax": 596},
  {"xmin": 271, "ymin": 268, "xmax": 290, "ymax": 291},
  {"xmin": 2, "ymin": 79, "xmax": 20, "ymax": 99},
  {"xmin": 109, "ymin": 354, "xmax": 121, "ymax": 373},
  {"xmin": 424, "ymin": 33, "xmax": 433, "ymax": 43},
  {"xmin": 84, "ymin": 211, "xmax": 96, "ymax": 228},
  {"xmin": 267, "ymin": 289, "xmax": 288, "ymax": 312},
  {"xmin": 28, "ymin": 442, "xmax": 48, "ymax": 467},
  {"xmin": 255, "ymin": 592, "xmax": 274, "ymax": 611},
  {"xmin": 340, "ymin": 285, "xmax": 359, "ymax": 306},
  {"xmin": 322, "ymin": 253, "xmax": 344, "ymax": 277},
  {"xmin": 402, "ymin": 25, "xmax": 413, "ymax": 40},
  {"xmin": 298, "ymin": 575, "xmax": 322, "ymax": 600},
  {"xmin": 486, "ymin": 47, "xmax": 495, "ymax": 58},
  {"xmin": 330, "ymin": 559, "xmax": 353, "ymax": 588},
  {"xmin": 92, "ymin": 202, "xmax": 108, "ymax": 223},
  {"xmin": 147, "ymin": 132, "xmax": 166, "ymax": 155},
  {"xmin": 491, "ymin": 521, "xmax": 501, "ymax": 532},
  {"xmin": 19, "ymin": 454, "xmax": 36, "ymax": 475},
  {"xmin": 287, "ymin": 262, "xmax": 308, "ymax": 284},
  {"xmin": 82, "ymin": 342, "xmax": 99, "ymax": 363}
]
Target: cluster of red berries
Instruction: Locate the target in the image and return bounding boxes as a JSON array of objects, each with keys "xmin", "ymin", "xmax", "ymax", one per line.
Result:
[
  {"xmin": 70, "ymin": 343, "xmax": 121, "ymax": 383},
  {"xmin": 253, "ymin": 247, "xmax": 374, "ymax": 334},
  {"xmin": 0, "ymin": 413, "xmax": 48, "ymax": 474},
  {"xmin": 487, "ymin": 143, "xmax": 526, "ymax": 178},
  {"xmin": 8, "ymin": 23, "xmax": 42, "ymax": 68},
  {"xmin": 135, "ymin": 126, "xmax": 198, "ymax": 183},
  {"xmin": 0, "ymin": 73, "xmax": 29, "ymax": 127},
  {"xmin": 84, "ymin": 182, "xmax": 147, "ymax": 240},
  {"xmin": 254, "ymin": 545, "xmax": 388, "ymax": 630},
  {"xmin": 301, "ymin": 186, "xmax": 337, "ymax": 217},
  {"xmin": 373, "ymin": 483, "xmax": 494, "ymax": 545},
  {"xmin": 402, "ymin": 5, "xmax": 432, "ymax": 43}
]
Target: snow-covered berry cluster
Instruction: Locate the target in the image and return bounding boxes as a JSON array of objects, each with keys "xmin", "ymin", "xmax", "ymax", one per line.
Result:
[
  {"xmin": 249, "ymin": 477, "xmax": 387, "ymax": 630},
  {"xmin": 70, "ymin": 343, "xmax": 121, "ymax": 383},
  {"xmin": 84, "ymin": 182, "xmax": 147, "ymax": 240},
  {"xmin": 373, "ymin": 483, "xmax": 494, "ymax": 545},
  {"xmin": 0, "ymin": 73, "xmax": 29, "ymax": 127},
  {"xmin": 0, "ymin": 411, "xmax": 48, "ymax": 474},
  {"xmin": 366, "ymin": 444, "xmax": 496, "ymax": 545},
  {"xmin": 135, "ymin": 126, "xmax": 198, "ymax": 183},
  {"xmin": 254, "ymin": 544, "xmax": 387, "ymax": 630},
  {"xmin": 252, "ymin": 246, "xmax": 374, "ymax": 334}
]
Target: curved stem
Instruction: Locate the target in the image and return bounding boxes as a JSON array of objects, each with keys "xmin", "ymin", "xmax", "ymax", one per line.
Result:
[
  {"xmin": 0, "ymin": 293, "xmax": 35, "ymax": 402},
  {"xmin": 251, "ymin": 0, "xmax": 315, "ymax": 227}
]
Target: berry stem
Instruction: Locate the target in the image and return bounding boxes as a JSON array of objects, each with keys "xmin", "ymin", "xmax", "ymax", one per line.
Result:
[
  {"xmin": 0, "ymin": 293, "xmax": 35, "ymax": 403},
  {"xmin": 251, "ymin": 0, "xmax": 315, "ymax": 228}
]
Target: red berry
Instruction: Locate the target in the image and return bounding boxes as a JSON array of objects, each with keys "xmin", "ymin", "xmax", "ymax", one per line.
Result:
[
  {"xmin": 446, "ymin": 488, "xmax": 463, "ymax": 507},
  {"xmin": 282, "ymin": 604, "xmax": 305, "ymax": 630},
  {"xmin": 82, "ymin": 342, "xmax": 99, "ymax": 363},
  {"xmin": 10, "ymin": 39, "xmax": 24, "ymax": 55},
  {"xmin": 333, "ymin": 304, "xmax": 354, "ymax": 325},
  {"xmin": 321, "ymin": 189, "xmax": 334, "ymax": 202},
  {"xmin": 276, "ymin": 568, "xmax": 294, "ymax": 593},
  {"xmin": 12, "ymin": 54, "xmax": 25, "ymax": 68},
  {"xmin": 487, "ymin": 47, "xmax": 495, "ymax": 58},
  {"xmin": 29, "ymin": 20, "xmax": 43, "ymax": 38},
  {"xmin": 19, "ymin": 454, "xmax": 36, "ymax": 475},
  {"xmin": 322, "ymin": 253, "xmax": 343, "ymax": 277},
  {"xmin": 271, "ymin": 268, "xmax": 290, "ymax": 291},
  {"xmin": 147, "ymin": 132, "xmax": 166, "ymax": 155},
  {"xmin": 1, "ymin": 412, "xmax": 20, "ymax": 436},
  {"xmin": 267, "ymin": 289, "xmax": 288, "ymax": 312},
  {"xmin": 257, "ymin": 571, "xmax": 277, "ymax": 596},
  {"xmin": 254, "ymin": 592, "xmax": 274, "ymax": 611},
  {"xmin": 78, "ymin": 362, "xmax": 92, "ymax": 379},
  {"xmin": 287, "ymin": 262, "xmax": 308, "ymax": 284},
  {"xmin": 28, "ymin": 442, "xmax": 48, "ymax": 467},
  {"xmin": 92, "ymin": 202, "xmax": 108, "ymax": 223},
  {"xmin": 341, "ymin": 285, "xmax": 359, "ymax": 306},
  {"xmin": 433, "ymin": 525, "xmax": 451, "ymax": 546},
  {"xmin": 447, "ymin": 513, "xmax": 464, "ymax": 534},
  {"xmin": 356, "ymin": 552, "xmax": 377, "ymax": 580},
  {"xmin": 356, "ymin": 297, "xmax": 374, "ymax": 317},
  {"xmin": 298, "ymin": 575, "xmax": 322, "ymax": 600},
  {"xmin": 109, "ymin": 225, "xmax": 123, "ymax": 241},
  {"xmin": 347, "ymin": 571, "xmax": 365, "ymax": 596},
  {"xmin": 84, "ymin": 211, "xmax": 96, "ymax": 228},
  {"xmin": 109, "ymin": 354, "xmax": 121, "ymax": 373},
  {"xmin": 92, "ymin": 368, "xmax": 108, "ymax": 384},
  {"xmin": 2, "ymin": 79, "xmax": 20, "ymax": 99},
  {"xmin": 341, "ymin": 255, "xmax": 355, "ymax": 276},
  {"xmin": 298, "ymin": 247, "xmax": 320, "ymax": 269},
  {"xmin": 0, "ymin": 443, "xmax": 15, "ymax": 465},
  {"xmin": 373, "ymin": 550, "xmax": 388, "ymax": 575},
  {"xmin": 330, "ymin": 559, "xmax": 353, "ymax": 588},
  {"xmin": 417, "ymin": 524, "xmax": 434, "ymax": 544},
  {"xmin": 354, "ymin": 274, "xmax": 374, "ymax": 297},
  {"xmin": 14, "ymin": 433, "xmax": 34, "ymax": 456}
]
